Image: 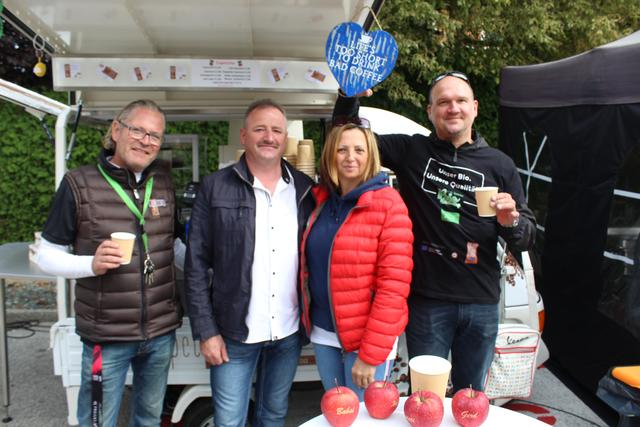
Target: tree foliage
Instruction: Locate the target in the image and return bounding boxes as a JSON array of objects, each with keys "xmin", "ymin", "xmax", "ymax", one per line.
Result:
[
  {"xmin": 368, "ymin": 0, "xmax": 640, "ymax": 144},
  {"xmin": 2, "ymin": 1, "xmax": 640, "ymax": 243}
]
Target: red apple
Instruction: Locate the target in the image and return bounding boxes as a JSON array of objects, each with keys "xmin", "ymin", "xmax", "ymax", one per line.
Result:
[
  {"xmin": 320, "ymin": 385, "xmax": 360, "ymax": 427},
  {"xmin": 364, "ymin": 380, "xmax": 399, "ymax": 419},
  {"xmin": 403, "ymin": 390, "xmax": 444, "ymax": 427},
  {"xmin": 451, "ymin": 388, "xmax": 490, "ymax": 427}
]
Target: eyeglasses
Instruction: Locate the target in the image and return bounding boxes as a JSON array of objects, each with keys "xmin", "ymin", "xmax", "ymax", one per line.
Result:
[
  {"xmin": 332, "ymin": 116, "xmax": 371, "ymax": 129},
  {"xmin": 430, "ymin": 71, "xmax": 470, "ymax": 87},
  {"xmin": 118, "ymin": 120, "xmax": 163, "ymax": 146}
]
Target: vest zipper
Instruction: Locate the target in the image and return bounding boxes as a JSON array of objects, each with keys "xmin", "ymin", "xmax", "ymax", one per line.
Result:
[
  {"xmin": 138, "ymin": 222, "xmax": 148, "ymax": 340},
  {"xmin": 134, "ymin": 185, "xmax": 148, "ymax": 340}
]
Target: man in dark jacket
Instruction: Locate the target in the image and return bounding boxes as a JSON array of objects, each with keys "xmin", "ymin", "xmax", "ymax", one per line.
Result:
[
  {"xmin": 37, "ymin": 99, "xmax": 181, "ymax": 426},
  {"xmin": 333, "ymin": 71, "xmax": 536, "ymax": 393},
  {"xmin": 185, "ymin": 99, "xmax": 315, "ymax": 427}
]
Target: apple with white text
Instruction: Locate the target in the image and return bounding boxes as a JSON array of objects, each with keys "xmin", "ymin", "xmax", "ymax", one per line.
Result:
[
  {"xmin": 320, "ymin": 384, "xmax": 359, "ymax": 427},
  {"xmin": 364, "ymin": 380, "xmax": 399, "ymax": 419},
  {"xmin": 403, "ymin": 390, "xmax": 444, "ymax": 427},
  {"xmin": 451, "ymin": 387, "xmax": 490, "ymax": 427}
]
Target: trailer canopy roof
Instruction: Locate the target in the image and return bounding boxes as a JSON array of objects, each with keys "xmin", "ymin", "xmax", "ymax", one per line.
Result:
[{"xmin": 3, "ymin": 0, "xmax": 382, "ymax": 120}]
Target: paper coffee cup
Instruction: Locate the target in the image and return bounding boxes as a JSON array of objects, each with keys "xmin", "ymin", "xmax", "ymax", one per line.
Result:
[
  {"xmin": 474, "ymin": 186, "xmax": 498, "ymax": 217},
  {"xmin": 110, "ymin": 232, "xmax": 136, "ymax": 265},
  {"xmin": 409, "ymin": 355, "xmax": 452, "ymax": 401},
  {"xmin": 297, "ymin": 144, "xmax": 312, "ymax": 164}
]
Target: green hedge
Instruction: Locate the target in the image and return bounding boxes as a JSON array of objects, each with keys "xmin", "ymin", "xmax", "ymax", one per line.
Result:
[
  {"xmin": 0, "ymin": 90, "xmax": 230, "ymax": 244},
  {"xmin": 0, "ymin": 90, "xmax": 69, "ymax": 243},
  {"xmin": 0, "ymin": 87, "xmax": 330, "ymax": 244}
]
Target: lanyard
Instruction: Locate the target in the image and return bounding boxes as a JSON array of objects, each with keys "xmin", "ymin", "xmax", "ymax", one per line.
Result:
[
  {"xmin": 97, "ymin": 164, "xmax": 153, "ymax": 253},
  {"xmin": 90, "ymin": 344, "xmax": 102, "ymax": 427}
]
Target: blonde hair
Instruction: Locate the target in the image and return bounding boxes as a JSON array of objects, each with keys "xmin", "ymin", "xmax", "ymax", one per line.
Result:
[
  {"xmin": 320, "ymin": 124, "xmax": 381, "ymax": 191},
  {"xmin": 102, "ymin": 99, "xmax": 166, "ymax": 149}
]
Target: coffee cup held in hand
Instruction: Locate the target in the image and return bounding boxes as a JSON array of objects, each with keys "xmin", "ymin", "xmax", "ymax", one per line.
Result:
[
  {"xmin": 474, "ymin": 187, "xmax": 498, "ymax": 217},
  {"xmin": 110, "ymin": 232, "xmax": 136, "ymax": 265}
]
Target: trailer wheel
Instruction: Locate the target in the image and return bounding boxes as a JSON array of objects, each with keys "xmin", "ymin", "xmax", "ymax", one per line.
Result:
[
  {"xmin": 181, "ymin": 396, "xmax": 255, "ymax": 427},
  {"xmin": 182, "ymin": 398, "xmax": 214, "ymax": 427}
]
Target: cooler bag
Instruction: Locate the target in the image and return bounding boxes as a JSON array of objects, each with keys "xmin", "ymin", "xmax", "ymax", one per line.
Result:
[{"xmin": 484, "ymin": 323, "xmax": 540, "ymax": 400}]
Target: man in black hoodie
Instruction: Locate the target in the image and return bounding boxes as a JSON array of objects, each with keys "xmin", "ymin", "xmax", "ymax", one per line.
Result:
[{"xmin": 333, "ymin": 71, "xmax": 536, "ymax": 393}]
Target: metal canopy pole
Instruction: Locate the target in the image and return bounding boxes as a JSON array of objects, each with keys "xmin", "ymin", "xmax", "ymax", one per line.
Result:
[
  {"xmin": 55, "ymin": 109, "xmax": 72, "ymax": 321},
  {"xmin": 0, "ymin": 277, "xmax": 11, "ymax": 423}
]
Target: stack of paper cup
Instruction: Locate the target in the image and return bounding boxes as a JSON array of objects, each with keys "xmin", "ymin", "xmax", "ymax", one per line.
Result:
[
  {"xmin": 284, "ymin": 137, "xmax": 298, "ymax": 166},
  {"xmin": 296, "ymin": 139, "xmax": 316, "ymax": 178}
]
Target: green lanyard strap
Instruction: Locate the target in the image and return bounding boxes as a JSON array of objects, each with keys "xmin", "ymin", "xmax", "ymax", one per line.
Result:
[{"xmin": 97, "ymin": 164, "xmax": 154, "ymax": 253}]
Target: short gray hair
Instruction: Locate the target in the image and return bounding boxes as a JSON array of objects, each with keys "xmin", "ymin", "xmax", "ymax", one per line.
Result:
[
  {"xmin": 243, "ymin": 99, "xmax": 287, "ymax": 128},
  {"xmin": 102, "ymin": 100, "xmax": 166, "ymax": 149}
]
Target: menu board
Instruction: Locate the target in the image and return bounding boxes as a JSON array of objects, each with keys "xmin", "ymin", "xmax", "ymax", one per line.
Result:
[{"xmin": 52, "ymin": 57, "xmax": 338, "ymax": 92}]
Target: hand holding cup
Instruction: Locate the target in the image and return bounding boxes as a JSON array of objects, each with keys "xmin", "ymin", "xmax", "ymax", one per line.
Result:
[
  {"xmin": 92, "ymin": 239, "xmax": 127, "ymax": 275},
  {"xmin": 492, "ymin": 192, "xmax": 520, "ymax": 227}
]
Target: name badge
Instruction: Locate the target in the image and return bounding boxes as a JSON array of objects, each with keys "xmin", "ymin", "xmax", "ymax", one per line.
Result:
[{"xmin": 149, "ymin": 199, "xmax": 166, "ymax": 217}]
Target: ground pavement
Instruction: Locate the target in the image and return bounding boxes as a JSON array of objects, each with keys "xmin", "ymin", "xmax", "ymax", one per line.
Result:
[{"xmin": 0, "ymin": 307, "xmax": 618, "ymax": 426}]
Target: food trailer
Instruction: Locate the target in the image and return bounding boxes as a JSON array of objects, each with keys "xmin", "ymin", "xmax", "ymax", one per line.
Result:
[{"xmin": 0, "ymin": 1, "xmax": 548, "ymax": 424}]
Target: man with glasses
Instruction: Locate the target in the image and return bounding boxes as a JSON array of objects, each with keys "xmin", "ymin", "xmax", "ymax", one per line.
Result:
[
  {"xmin": 37, "ymin": 99, "xmax": 181, "ymax": 426},
  {"xmin": 333, "ymin": 71, "xmax": 536, "ymax": 393}
]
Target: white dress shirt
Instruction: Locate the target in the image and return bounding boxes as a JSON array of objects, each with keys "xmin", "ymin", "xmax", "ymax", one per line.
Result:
[{"xmin": 244, "ymin": 169, "xmax": 300, "ymax": 343}]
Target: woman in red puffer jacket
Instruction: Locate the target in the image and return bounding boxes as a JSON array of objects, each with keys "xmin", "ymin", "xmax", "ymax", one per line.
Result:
[{"xmin": 299, "ymin": 119, "xmax": 413, "ymax": 400}]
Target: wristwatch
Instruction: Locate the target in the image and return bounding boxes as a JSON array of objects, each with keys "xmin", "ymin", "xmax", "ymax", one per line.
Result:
[{"xmin": 503, "ymin": 216, "xmax": 520, "ymax": 228}]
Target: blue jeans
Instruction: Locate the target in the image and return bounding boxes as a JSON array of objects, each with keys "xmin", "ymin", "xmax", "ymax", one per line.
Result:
[
  {"xmin": 405, "ymin": 296, "xmax": 499, "ymax": 393},
  {"xmin": 313, "ymin": 343, "xmax": 393, "ymax": 401},
  {"xmin": 210, "ymin": 332, "xmax": 301, "ymax": 427},
  {"xmin": 77, "ymin": 331, "xmax": 176, "ymax": 427}
]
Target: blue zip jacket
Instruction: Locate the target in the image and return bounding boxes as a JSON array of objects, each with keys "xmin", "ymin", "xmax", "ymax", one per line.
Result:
[
  {"xmin": 306, "ymin": 172, "xmax": 389, "ymax": 331},
  {"xmin": 184, "ymin": 156, "xmax": 315, "ymax": 342}
]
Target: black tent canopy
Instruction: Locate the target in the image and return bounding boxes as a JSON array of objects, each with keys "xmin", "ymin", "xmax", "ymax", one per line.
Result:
[
  {"xmin": 501, "ymin": 31, "xmax": 640, "ymax": 107},
  {"xmin": 499, "ymin": 30, "xmax": 640, "ymax": 393}
]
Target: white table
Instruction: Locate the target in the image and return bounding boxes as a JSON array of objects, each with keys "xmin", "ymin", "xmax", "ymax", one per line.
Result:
[
  {"xmin": 300, "ymin": 397, "xmax": 549, "ymax": 426},
  {"xmin": 0, "ymin": 242, "xmax": 55, "ymax": 422}
]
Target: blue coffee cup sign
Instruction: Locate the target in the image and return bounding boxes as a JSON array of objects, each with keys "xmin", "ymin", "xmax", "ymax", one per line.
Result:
[{"xmin": 326, "ymin": 22, "xmax": 398, "ymax": 97}]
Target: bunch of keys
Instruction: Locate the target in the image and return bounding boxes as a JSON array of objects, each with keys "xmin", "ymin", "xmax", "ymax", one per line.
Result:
[{"xmin": 144, "ymin": 253, "xmax": 155, "ymax": 285}]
